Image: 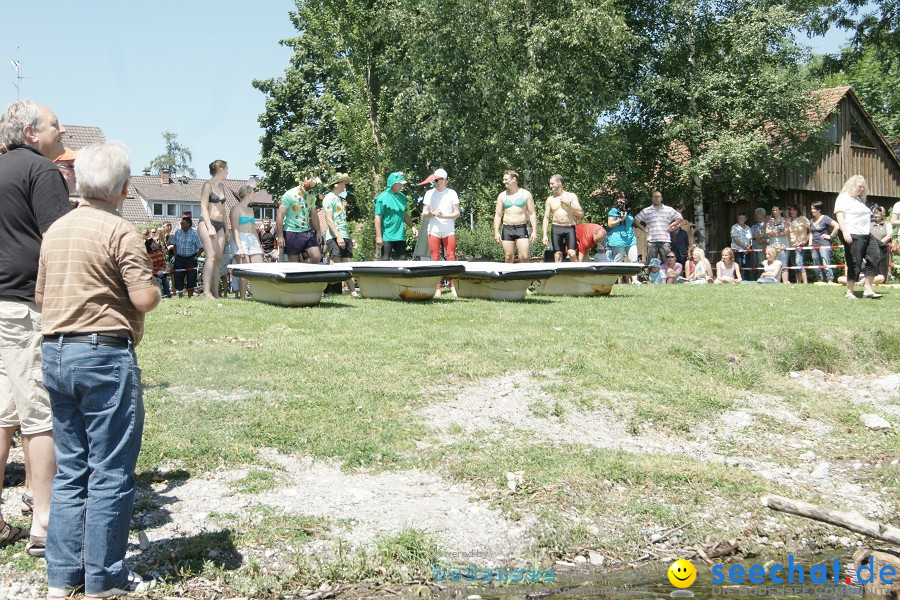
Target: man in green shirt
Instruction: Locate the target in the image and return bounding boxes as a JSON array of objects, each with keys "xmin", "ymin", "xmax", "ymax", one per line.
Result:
[
  {"xmin": 323, "ymin": 172, "xmax": 358, "ymax": 296},
  {"xmin": 276, "ymin": 177, "xmax": 323, "ymax": 264},
  {"xmin": 374, "ymin": 171, "xmax": 417, "ymax": 260}
]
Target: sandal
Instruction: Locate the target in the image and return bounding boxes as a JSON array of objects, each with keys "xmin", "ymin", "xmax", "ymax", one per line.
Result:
[
  {"xmin": 863, "ymin": 292, "xmax": 882, "ymax": 299},
  {"xmin": 845, "ymin": 291, "xmax": 857, "ymax": 300},
  {"xmin": 0, "ymin": 522, "xmax": 26, "ymax": 548},
  {"xmin": 21, "ymin": 492, "xmax": 33, "ymax": 515},
  {"xmin": 25, "ymin": 534, "xmax": 45, "ymax": 557}
]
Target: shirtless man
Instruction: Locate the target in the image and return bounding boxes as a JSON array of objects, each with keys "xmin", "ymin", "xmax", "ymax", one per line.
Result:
[
  {"xmin": 493, "ymin": 169, "xmax": 537, "ymax": 263},
  {"xmin": 542, "ymin": 174, "xmax": 583, "ymax": 262}
]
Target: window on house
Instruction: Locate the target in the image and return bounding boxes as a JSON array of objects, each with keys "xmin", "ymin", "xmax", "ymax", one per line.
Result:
[
  {"xmin": 825, "ymin": 120, "xmax": 838, "ymax": 144},
  {"xmin": 166, "ymin": 204, "xmax": 177, "ymax": 216},
  {"xmin": 152, "ymin": 203, "xmax": 163, "ymax": 216},
  {"xmin": 850, "ymin": 121, "xmax": 875, "ymax": 148}
]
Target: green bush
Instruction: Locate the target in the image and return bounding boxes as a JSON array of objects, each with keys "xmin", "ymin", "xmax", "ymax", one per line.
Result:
[{"xmin": 455, "ymin": 221, "xmax": 505, "ymax": 261}]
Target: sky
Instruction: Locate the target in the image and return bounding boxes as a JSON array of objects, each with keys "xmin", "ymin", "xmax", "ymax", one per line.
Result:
[{"xmin": 1, "ymin": 1, "xmax": 853, "ymax": 182}]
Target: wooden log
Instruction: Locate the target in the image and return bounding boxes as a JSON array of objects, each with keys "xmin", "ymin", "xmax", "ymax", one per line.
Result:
[{"xmin": 760, "ymin": 495, "xmax": 900, "ymax": 545}]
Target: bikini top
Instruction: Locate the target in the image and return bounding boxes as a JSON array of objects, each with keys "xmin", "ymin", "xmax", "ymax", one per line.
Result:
[
  {"xmin": 238, "ymin": 216, "xmax": 255, "ymax": 226},
  {"xmin": 208, "ymin": 189, "xmax": 226, "ymax": 204},
  {"xmin": 503, "ymin": 191, "xmax": 527, "ymax": 209}
]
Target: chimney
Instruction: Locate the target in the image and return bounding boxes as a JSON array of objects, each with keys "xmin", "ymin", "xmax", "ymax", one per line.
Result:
[
  {"xmin": 142, "ymin": 169, "xmax": 151, "ymax": 176},
  {"xmin": 161, "ymin": 169, "xmax": 171, "ymax": 184}
]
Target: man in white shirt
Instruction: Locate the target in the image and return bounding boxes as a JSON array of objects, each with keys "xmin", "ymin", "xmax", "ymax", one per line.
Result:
[
  {"xmin": 422, "ymin": 169, "xmax": 460, "ymax": 258},
  {"xmin": 422, "ymin": 168, "xmax": 460, "ymax": 295}
]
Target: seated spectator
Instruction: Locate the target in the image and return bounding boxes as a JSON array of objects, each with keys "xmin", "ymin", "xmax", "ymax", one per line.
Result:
[
  {"xmin": 646, "ymin": 258, "xmax": 663, "ymax": 284},
  {"xmin": 145, "ymin": 238, "xmax": 170, "ymax": 298},
  {"xmin": 664, "ymin": 251, "xmax": 682, "ymax": 283},
  {"xmin": 683, "ymin": 243, "xmax": 700, "ymax": 279},
  {"xmin": 752, "ymin": 246, "xmax": 783, "ymax": 283},
  {"xmin": 685, "ymin": 247, "xmax": 713, "ymax": 284},
  {"xmin": 715, "ymin": 247, "xmax": 742, "ymax": 284}
]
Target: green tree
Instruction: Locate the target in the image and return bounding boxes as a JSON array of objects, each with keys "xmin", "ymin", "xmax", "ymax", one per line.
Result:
[
  {"xmin": 255, "ymin": 0, "xmax": 636, "ymax": 228},
  {"xmin": 145, "ymin": 131, "xmax": 196, "ymax": 177},
  {"xmin": 816, "ymin": 44, "xmax": 900, "ymax": 140},
  {"xmin": 610, "ymin": 0, "xmax": 828, "ymax": 248}
]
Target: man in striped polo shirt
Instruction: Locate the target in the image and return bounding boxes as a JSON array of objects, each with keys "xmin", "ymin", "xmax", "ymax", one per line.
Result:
[
  {"xmin": 636, "ymin": 189, "xmax": 683, "ymax": 265},
  {"xmin": 36, "ymin": 141, "xmax": 159, "ymax": 596}
]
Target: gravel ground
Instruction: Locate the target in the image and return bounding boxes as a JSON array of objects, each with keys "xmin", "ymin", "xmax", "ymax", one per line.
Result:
[{"xmin": 0, "ymin": 369, "xmax": 895, "ymax": 597}]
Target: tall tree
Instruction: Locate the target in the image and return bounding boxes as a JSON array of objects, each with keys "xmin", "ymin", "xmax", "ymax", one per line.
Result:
[
  {"xmin": 255, "ymin": 0, "xmax": 636, "ymax": 224},
  {"xmin": 611, "ymin": 0, "xmax": 828, "ymax": 248},
  {"xmin": 816, "ymin": 43, "xmax": 900, "ymax": 140},
  {"xmin": 145, "ymin": 131, "xmax": 196, "ymax": 177}
]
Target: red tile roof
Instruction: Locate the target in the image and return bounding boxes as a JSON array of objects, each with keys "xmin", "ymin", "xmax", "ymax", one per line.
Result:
[
  {"xmin": 124, "ymin": 175, "xmax": 276, "ymax": 227},
  {"xmin": 61, "ymin": 125, "xmax": 106, "ymax": 150},
  {"xmin": 812, "ymin": 86, "xmax": 851, "ymax": 121}
]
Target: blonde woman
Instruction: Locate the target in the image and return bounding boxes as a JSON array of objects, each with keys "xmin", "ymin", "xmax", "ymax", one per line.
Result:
[
  {"xmin": 834, "ymin": 175, "xmax": 881, "ymax": 299},
  {"xmin": 230, "ymin": 185, "xmax": 264, "ymax": 299},
  {"xmin": 715, "ymin": 247, "xmax": 742, "ymax": 283},
  {"xmin": 199, "ymin": 159, "xmax": 229, "ymax": 298}
]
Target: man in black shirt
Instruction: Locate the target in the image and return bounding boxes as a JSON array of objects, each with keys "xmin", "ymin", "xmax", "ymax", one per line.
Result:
[
  {"xmin": 0, "ymin": 100, "xmax": 71, "ymax": 554},
  {"xmin": 259, "ymin": 217, "xmax": 278, "ymax": 262}
]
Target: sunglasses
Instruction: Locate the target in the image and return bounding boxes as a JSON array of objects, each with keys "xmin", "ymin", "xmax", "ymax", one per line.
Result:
[{"xmin": 666, "ymin": 255, "xmax": 675, "ymax": 258}]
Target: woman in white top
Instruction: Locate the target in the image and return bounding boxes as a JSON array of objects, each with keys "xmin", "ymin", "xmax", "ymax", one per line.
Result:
[
  {"xmin": 715, "ymin": 247, "xmax": 742, "ymax": 283},
  {"xmin": 834, "ymin": 175, "xmax": 881, "ymax": 299}
]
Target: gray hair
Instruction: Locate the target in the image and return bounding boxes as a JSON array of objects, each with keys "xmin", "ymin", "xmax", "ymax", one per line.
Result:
[
  {"xmin": 754, "ymin": 207, "xmax": 766, "ymax": 216},
  {"xmin": 75, "ymin": 141, "xmax": 131, "ymax": 201},
  {"xmin": 0, "ymin": 99, "xmax": 42, "ymax": 148}
]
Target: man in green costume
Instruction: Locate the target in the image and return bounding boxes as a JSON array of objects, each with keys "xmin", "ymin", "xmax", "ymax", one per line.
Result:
[{"xmin": 374, "ymin": 171, "xmax": 418, "ymax": 260}]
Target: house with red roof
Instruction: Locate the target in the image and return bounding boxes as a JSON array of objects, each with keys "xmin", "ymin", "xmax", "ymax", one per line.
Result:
[{"xmin": 700, "ymin": 86, "xmax": 900, "ymax": 250}]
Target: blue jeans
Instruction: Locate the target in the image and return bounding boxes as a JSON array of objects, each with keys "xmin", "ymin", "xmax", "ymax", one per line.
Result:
[
  {"xmin": 810, "ymin": 245, "xmax": 833, "ymax": 281},
  {"xmin": 41, "ymin": 337, "xmax": 144, "ymax": 594}
]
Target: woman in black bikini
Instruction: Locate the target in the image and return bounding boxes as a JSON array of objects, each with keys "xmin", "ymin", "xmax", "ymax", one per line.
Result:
[{"xmin": 199, "ymin": 159, "xmax": 229, "ymax": 299}]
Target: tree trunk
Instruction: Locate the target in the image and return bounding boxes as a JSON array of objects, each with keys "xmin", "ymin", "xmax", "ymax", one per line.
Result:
[
  {"xmin": 366, "ymin": 55, "xmax": 383, "ymax": 194},
  {"xmin": 686, "ymin": 9, "xmax": 707, "ymax": 250},
  {"xmin": 761, "ymin": 495, "xmax": 900, "ymax": 544},
  {"xmin": 522, "ymin": 0, "xmax": 534, "ymax": 190}
]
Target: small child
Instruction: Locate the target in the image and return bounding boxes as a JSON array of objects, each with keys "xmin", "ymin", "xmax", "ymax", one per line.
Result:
[{"xmin": 647, "ymin": 258, "xmax": 663, "ymax": 284}]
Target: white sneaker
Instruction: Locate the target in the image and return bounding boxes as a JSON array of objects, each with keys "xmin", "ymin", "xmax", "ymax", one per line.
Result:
[{"xmin": 89, "ymin": 570, "xmax": 156, "ymax": 597}]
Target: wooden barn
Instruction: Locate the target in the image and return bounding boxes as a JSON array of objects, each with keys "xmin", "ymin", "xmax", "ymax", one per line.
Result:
[{"xmin": 702, "ymin": 86, "xmax": 900, "ymax": 252}]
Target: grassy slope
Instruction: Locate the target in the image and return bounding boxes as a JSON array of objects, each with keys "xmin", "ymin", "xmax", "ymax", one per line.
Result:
[{"xmin": 3, "ymin": 285, "xmax": 897, "ymax": 594}]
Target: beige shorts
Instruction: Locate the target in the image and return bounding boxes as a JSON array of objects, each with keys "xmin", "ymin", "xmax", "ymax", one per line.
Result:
[{"xmin": 0, "ymin": 299, "xmax": 52, "ymax": 434}]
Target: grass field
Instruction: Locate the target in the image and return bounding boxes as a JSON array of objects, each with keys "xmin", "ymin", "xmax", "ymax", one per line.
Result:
[{"xmin": 1, "ymin": 284, "xmax": 897, "ymax": 596}]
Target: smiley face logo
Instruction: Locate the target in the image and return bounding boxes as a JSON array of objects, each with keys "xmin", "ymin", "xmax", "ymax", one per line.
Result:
[{"xmin": 668, "ymin": 559, "xmax": 696, "ymax": 588}]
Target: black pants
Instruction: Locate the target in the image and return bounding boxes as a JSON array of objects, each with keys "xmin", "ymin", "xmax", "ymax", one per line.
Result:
[
  {"xmin": 381, "ymin": 240, "xmax": 407, "ymax": 261},
  {"xmin": 173, "ymin": 255, "xmax": 198, "ymax": 291},
  {"xmin": 843, "ymin": 234, "xmax": 880, "ymax": 280}
]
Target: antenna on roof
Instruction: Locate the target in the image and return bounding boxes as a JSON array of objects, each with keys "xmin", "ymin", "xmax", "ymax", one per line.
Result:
[{"xmin": 10, "ymin": 47, "xmax": 28, "ymax": 99}]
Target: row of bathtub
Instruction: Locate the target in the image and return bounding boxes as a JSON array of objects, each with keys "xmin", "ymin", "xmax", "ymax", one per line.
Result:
[{"xmin": 228, "ymin": 261, "xmax": 644, "ymax": 306}]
